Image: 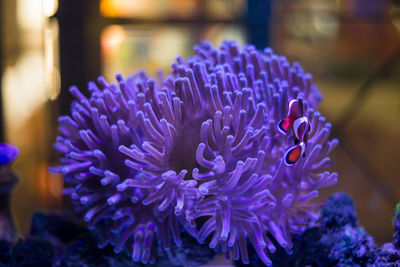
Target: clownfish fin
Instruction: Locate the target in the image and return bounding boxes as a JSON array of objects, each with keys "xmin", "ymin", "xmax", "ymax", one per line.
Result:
[
  {"xmin": 278, "ymin": 118, "xmax": 291, "ymax": 135},
  {"xmin": 288, "ymin": 99, "xmax": 304, "ymax": 119},
  {"xmin": 284, "ymin": 143, "xmax": 305, "ymax": 166}
]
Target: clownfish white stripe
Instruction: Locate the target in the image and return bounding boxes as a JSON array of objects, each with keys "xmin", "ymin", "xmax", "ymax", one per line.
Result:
[
  {"xmin": 293, "ymin": 117, "xmax": 308, "ymax": 140},
  {"xmin": 287, "ymin": 99, "xmax": 297, "ymax": 116}
]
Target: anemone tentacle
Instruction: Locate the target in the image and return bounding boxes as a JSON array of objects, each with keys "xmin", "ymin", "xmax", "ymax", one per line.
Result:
[
  {"xmin": 52, "ymin": 40, "xmax": 338, "ymax": 266},
  {"xmin": 168, "ymin": 41, "xmax": 337, "ymax": 266}
]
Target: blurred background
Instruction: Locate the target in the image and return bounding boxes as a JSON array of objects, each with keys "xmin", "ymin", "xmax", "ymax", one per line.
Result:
[{"xmin": 0, "ymin": 0, "xmax": 399, "ymax": 247}]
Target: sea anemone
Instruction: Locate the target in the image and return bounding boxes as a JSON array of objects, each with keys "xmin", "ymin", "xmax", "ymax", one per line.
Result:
[{"xmin": 51, "ymin": 40, "xmax": 338, "ymax": 266}]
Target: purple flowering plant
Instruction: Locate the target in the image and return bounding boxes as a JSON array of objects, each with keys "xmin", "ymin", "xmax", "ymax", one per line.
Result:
[{"xmin": 51, "ymin": 41, "xmax": 338, "ymax": 266}]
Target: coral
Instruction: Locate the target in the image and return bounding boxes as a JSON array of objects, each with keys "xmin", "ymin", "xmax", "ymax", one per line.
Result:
[
  {"xmin": 320, "ymin": 224, "xmax": 376, "ymax": 266},
  {"xmin": 318, "ymin": 193, "xmax": 376, "ymax": 266},
  {"xmin": 373, "ymin": 243, "xmax": 400, "ymax": 266},
  {"xmin": 320, "ymin": 192, "xmax": 357, "ymax": 229},
  {"xmin": 235, "ymin": 192, "xmax": 378, "ymax": 267},
  {"xmin": 51, "ymin": 40, "xmax": 338, "ymax": 265},
  {"xmin": 375, "ymin": 203, "xmax": 400, "ymax": 266}
]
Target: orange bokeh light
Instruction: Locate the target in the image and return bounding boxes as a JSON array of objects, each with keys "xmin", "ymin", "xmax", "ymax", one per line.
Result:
[{"xmin": 101, "ymin": 25, "xmax": 127, "ymax": 59}]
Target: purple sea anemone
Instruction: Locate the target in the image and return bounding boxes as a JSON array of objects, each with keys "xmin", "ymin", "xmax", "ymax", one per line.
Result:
[{"xmin": 51, "ymin": 40, "xmax": 338, "ymax": 266}]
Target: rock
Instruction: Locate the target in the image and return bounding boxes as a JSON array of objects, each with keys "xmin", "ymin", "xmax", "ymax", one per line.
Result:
[
  {"xmin": 30, "ymin": 211, "xmax": 87, "ymax": 244},
  {"xmin": 11, "ymin": 238, "xmax": 54, "ymax": 267},
  {"xmin": 321, "ymin": 192, "xmax": 357, "ymax": 230},
  {"xmin": 0, "ymin": 240, "xmax": 11, "ymax": 266},
  {"xmin": 372, "ymin": 243, "xmax": 400, "ymax": 266},
  {"xmin": 156, "ymin": 231, "xmax": 215, "ymax": 267}
]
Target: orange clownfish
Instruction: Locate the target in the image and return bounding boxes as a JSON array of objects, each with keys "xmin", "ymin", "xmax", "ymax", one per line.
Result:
[{"xmin": 278, "ymin": 99, "xmax": 311, "ymax": 166}]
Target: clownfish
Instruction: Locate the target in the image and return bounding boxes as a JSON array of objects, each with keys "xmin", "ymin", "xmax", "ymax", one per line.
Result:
[{"xmin": 278, "ymin": 99, "xmax": 311, "ymax": 166}]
